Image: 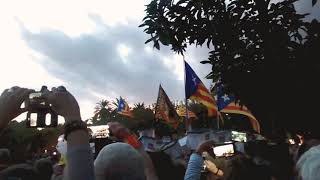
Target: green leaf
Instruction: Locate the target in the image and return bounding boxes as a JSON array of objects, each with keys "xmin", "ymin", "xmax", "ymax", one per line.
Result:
[
  {"xmin": 159, "ymin": 34, "xmax": 171, "ymax": 45},
  {"xmin": 154, "ymin": 40, "xmax": 160, "ymax": 50},
  {"xmin": 142, "ymin": 16, "xmax": 150, "ymax": 21},
  {"xmin": 176, "ymin": 0, "xmax": 188, "ymax": 6},
  {"xmin": 145, "ymin": 38, "xmax": 153, "ymax": 44},
  {"xmin": 144, "ymin": 20, "xmax": 154, "ymax": 25},
  {"xmin": 200, "ymin": 60, "xmax": 211, "ymax": 64},
  {"xmin": 207, "ymin": 39, "xmax": 211, "ymax": 48},
  {"xmin": 312, "ymin": 0, "xmax": 317, "ymax": 6},
  {"xmin": 205, "ymin": 71, "xmax": 214, "ymax": 79},
  {"xmin": 138, "ymin": 23, "xmax": 146, "ymax": 27}
]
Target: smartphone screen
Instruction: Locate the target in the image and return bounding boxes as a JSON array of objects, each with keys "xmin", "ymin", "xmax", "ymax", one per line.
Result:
[
  {"xmin": 213, "ymin": 144, "xmax": 235, "ymax": 157},
  {"xmin": 29, "ymin": 113, "xmax": 38, "ymax": 127},
  {"xmin": 231, "ymin": 131, "xmax": 247, "ymax": 142},
  {"xmin": 88, "ymin": 125, "xmax": 110, "ymax": 138},
  {"xmin": 29, "ymin": 92, "xmax": 42, "ymax": 99}
]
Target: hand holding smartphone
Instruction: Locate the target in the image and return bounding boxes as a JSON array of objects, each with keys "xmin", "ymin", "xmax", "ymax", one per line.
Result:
[
  {"xmin": 213, "ymin": 143, "xmax": 235, "ymax": 157},
  {"xmin": 26, "ymin": 86, "xmax": 58, "ymax": 128}
]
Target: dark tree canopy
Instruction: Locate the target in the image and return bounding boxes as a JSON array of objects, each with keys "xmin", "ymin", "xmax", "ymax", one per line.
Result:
[
  {"xmin": 140, "ymin": 0, "xmax": 320, "ymax": 136},
  {"xmin": 0, "ymin": 121, "xmax": 63, "ymax": 163},
  {"xmin": 90, "ymin": 98, "xmax": 155, "ymax": 131}
]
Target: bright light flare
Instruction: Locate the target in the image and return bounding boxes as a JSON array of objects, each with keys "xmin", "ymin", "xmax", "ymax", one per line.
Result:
[{"xmin": 288, "ymin": 139, "xmax": 295, "ymax": 145}]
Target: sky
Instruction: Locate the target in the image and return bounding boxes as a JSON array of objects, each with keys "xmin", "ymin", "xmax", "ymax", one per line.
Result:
[{"xmin": 0, "ymin": 0, "xmax": 319, "ymax": 120}]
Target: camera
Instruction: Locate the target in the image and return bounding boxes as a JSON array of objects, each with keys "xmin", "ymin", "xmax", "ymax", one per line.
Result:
[{"xmin": 25, "ymin": 86, "xmax": 58, "ymax": 128}]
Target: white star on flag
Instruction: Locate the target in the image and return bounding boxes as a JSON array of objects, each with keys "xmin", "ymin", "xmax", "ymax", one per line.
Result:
[
  {"xmin": 192, "ymin": 75, "xmax": 197, "ymax": 86},
  {"xmin": 222, "ymin": 94, "xmax": 230, "ymax": 102}
]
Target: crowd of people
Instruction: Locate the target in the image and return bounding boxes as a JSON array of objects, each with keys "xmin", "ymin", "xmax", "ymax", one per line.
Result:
[{"xmin": 1, "ymin": 86, "xmax": 320, "ymax": 180}]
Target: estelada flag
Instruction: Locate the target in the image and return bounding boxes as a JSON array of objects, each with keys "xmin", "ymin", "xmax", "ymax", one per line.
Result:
[
  {"xmin": 221, "ymin": 102, "xmax": 261, "ymax": 133},
  {"xmin": 217, "ymin": 85, "xmax": 260, "ymax": 133},
  {"xmin": 155, "ymin": 85, "xmax": 180, "ymax": 129},
  {"xmin": 185, "ymin": 61, "xmax": 218, "ymax": 116},
  {"xmin": 117, "ymin": 97, "xmax": 133, "ymax": 118}
]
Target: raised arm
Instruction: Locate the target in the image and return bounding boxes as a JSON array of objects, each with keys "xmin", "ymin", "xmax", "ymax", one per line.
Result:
[
  {"xmin": 184, "ymin": 140, "xmax": 215, "ymax": 180},
  {"xmin": 44, "ymin": 86, "xmax": 94, "ymax": 180},
  {"xmin": 0, "ymin": 86, "xmax": 34, "ymax": 130}
]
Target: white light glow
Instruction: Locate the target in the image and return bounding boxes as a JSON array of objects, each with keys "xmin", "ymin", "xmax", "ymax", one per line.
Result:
[
  {"xmin": 118, "ymin": 44, "xmax": 131, "ymax": 61},
  {"xmin": 289, "ymin": 139, "xmax": 295, "ymax": 145}
]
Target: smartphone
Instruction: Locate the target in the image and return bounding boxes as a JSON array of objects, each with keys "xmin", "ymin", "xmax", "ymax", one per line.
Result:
[
  {"xmin": 231, "ymin": 131, "xmax": 247, "ymax": 142},
  {"xmin": 25, "ymin": 87, "xmax": 58, "ymax": 128},
  {"xmin": 88, "ymin": 125, "xmax": 110, "ymax": 139},
  {"xmin": 26, "ymin": 111, "xmax": 58, "ymax": 128},
  {"xmin": 213, "ymin": 143, "xmax": 235, "ymax": 157},
  {"xmin": 201, "ymin": 156, "xmax": 208, "ymax": 173}
]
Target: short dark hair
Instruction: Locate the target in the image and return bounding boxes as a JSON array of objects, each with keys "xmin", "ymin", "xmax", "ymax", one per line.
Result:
[
  {"xmin": 224, "ymin": 154, "xmax": 270, "ymax": 180},
  {"xmin": 148, "ymin": 151, "xmax": 185, "ymax": 180},
  {"xmin": 34, "ymin": 158, "xmax": 53, "ymax": 180},
  {"xmin": 0, "ymin": 148, "xmax": 11, "ymax": 164},
  {"xmin": 0, "ymin": 164, "xmax": 40, "ymax": 180}
]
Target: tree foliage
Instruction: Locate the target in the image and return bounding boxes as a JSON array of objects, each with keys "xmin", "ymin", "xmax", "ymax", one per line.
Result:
[
  {"xmin": 141, "ymin": 0, "xmax": 320, "ymax": 135},
  {"xmin": 90, "ymin": 99, "xmax": 155, "ymax": 131},
  {"xmin": 92, "ymin": 99, "xmax": 113, "ymax": 125},
  {"xmin": 312, "ymin": 0, "xmax": 318, "ymax": 6},
  {"xmin": 0, "ymin": 120, "xmax": 63, "ymax": 163},
  {"xmin": 132, "ymin": 103, "xmax": 155, "ymax": 130}
]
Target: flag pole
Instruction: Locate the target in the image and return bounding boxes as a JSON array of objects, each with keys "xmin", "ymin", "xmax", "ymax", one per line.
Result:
[
  {"xmin": 182, "ymin": 55, "xmax": 190, "ymax": 132},
  {"xmin": 217, "ymin": 112, "xmax": 220, "ymax": 130},
  {"xmin": 215, "ymin": 85, "xmax": 220, "ymax": 130}
]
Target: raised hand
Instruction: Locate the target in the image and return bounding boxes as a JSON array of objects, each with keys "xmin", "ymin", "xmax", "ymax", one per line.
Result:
[{"xmin": 0, "ymin": 86, "xmax": 34, "ymax": 128}]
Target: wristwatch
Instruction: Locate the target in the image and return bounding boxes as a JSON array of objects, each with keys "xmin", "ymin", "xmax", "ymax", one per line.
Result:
[{"xmin": 64, "ymin": 120, "xmax": 87, "ymax": 140}]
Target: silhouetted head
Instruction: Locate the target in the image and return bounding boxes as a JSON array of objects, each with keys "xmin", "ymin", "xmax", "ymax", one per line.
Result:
[
  {"xmin": 34, "ymin": 158, "xmax": 53, "ymax": 180},
  {"xmin": 296, "ymin": 145, "xmax": 320, "ymax": 180},
  {"xmin": 0, "ymin": 149, "xmax": 11, "ymax": 171},
  {"xmin": 0, "ymin": 163, "xmax": 39, "ymax": 180},
  {"xmin": 94, "ymin": 143, "xmax": 145, "ymax": 180},
  {"xmin": 223, "ymin": 154, "xmax": 270, "ymax": 180}
]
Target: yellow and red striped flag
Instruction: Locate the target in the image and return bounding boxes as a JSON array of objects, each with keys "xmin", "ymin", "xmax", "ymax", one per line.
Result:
[
  {"xmin": 185, "ymin": 61, "xmax": 217, "ymax": 117},
  {"xmin": 177, "ymin": 105, "xmax": 197, "ymax": 118},
  {"xmin": 221, "ymin": 102, "xmax": 261, "ymax": 133},
  {"xmin": 155, "ymin": 85, "xmax": 180, "ymax": 129},
  {"xmin": 217, "ymin": 84, "xmax": 260, "ymax": 133},
  {"xmin": 117, "ymin": 97, "xmax": 133, "ymax": 118}
]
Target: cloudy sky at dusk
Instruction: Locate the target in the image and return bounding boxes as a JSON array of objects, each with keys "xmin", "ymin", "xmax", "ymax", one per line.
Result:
[{"xmin": 0, "ymin": 0, "xmax": 318, "ymax": 120}]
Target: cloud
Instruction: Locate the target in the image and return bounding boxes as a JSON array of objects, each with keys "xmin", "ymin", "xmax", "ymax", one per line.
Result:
[
  {"xmin": 294, "ymin": 0, "xmax": 320, "ymax": 21},
  {"xmin": 19, "ymin": 16, "xmax": 212, "ymax": 112},
  {"xmin": 269, "ymin": 1, "xmax": 320, "ymax": 21},
  {"xmin": 14, "ymin": 0, "xmax": 318, "ymax": 120}
]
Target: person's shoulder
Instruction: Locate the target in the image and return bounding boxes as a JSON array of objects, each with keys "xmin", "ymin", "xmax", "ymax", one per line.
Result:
[{"xmin": 0, "ymin": 163, "xmax": 40, "ymax": 180}]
